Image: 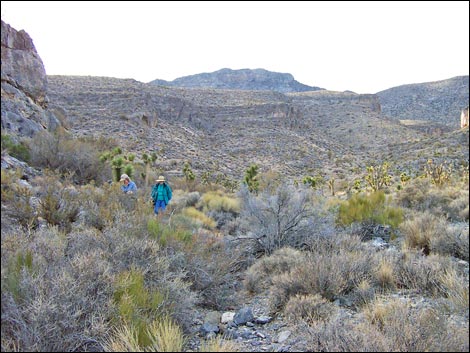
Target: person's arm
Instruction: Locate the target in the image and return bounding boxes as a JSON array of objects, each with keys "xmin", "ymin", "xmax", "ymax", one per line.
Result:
[
  {"xmin": 151, "ymin": 185, "xmax": 157, "ymax": 202},
  {"xmin": 130, "ymin": 181, "xmax": 137, "ymax": 192},
  {"xmin": 167, "ymin": 184, "xmax": 172, "ymax": 200}
]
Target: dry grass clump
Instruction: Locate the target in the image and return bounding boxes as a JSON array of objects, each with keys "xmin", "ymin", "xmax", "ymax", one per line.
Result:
[
  {"xmin": 269, "ymin": 248, "xmax": 375, "ymax": 311},
  {"xmin": 244, "ymin": 247, "xmax": 306, "ymax": 294},
  {"xmin": 374, "ymin": 259, "xmax": 396, "ymax": 291},
  {"xmin": 400, "ymin": 211, "xmax": 468, "ymax": 260},
  {"xmin": 394, "ymin": 251, "xmax": 457, "ymax": 296},
  {"xmin": 400, "ymin": 211, "xmax": 446, "ymax": 254},
  {"xmin": 397, "ymin": 177, "xmax": 469, "ymax": 222},
  {"xmin": 305, "ymin": 298, "xmax": 469, "ymax": 352},
  {"xmin": 174, "ymin": 232, "xmax": 246, "ymax": 310},
  {"xmin": 438, "ymin": 268, "xmax": 469, "ymax": 313},
  {"xmin": 198, "ymin": 190, "xmax": 241, "ymax": 214},
  {"xmin": 182, "ymin": 206, "xmax": 217, "ymax": 229},
  {"xmin": 104, "ymin": 316, "xmax": 185, "ymax": 352},
  {"xmin": 284, "ymin": 294, "xmax": 337, "ymax": 323},
  {"xmin": 362, "ymin": 298, "xmax": 468, "ymax": 351}
]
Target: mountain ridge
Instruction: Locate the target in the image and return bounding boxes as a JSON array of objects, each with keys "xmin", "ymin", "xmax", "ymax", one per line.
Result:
[
  {"xmin": 149, "ymin": 68, "xmax": 324, "ymax": 93},
  {"xmin": 377, "ymin": 75, "xmax": 469, "ymax": 128}
]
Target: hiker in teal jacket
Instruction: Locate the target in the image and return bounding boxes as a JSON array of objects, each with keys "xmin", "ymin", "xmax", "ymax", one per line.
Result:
[{"xmin": 151, "ymin": 175, "xmax": 172, "ymax": 215}]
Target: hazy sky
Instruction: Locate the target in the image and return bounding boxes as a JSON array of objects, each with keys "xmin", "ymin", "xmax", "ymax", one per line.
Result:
[{"xmin": 1, "ymin": 1, "xmax": 469, "ymax": 93}]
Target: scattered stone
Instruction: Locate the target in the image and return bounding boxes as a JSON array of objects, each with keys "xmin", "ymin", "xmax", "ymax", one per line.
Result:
[
  {"xmin": 200, "ymin": 322, "xmax": 219, "ymax": 337},
  {"xmin": 233, "ymin": 307, "xmax": 254, "ymax": 326},
  {"xmin": 255, "ymin": 316, "xmax": 273, "ymax": 325},
  {"xmin": 277, "ymin": 330, "xmax": 291, "ymax": 343},
  {"xmin": 221, "ymin": 311, "xmax": 235, "ymax": 324},
  {"xmin": 204, "ymin": 311, "xmax": 221, "ymax": 325}
]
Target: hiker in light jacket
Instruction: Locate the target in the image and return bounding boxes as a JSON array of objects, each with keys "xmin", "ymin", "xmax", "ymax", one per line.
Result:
[
  {"xmin": 151, "ymin": 175, "xmax": 172, "ymax": 216},
  {"xmin": 120, "ymin": 173, "xmax": 137, "ymax": 193}
]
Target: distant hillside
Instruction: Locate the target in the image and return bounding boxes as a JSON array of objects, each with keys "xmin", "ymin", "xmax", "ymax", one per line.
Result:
[
  {"xmin": 377, "ymin": 76, "xmax": 469, "ymax": 128},
  {"xmin": 149, "ymin": 68, "xmax": 324, "ymax": 93}
]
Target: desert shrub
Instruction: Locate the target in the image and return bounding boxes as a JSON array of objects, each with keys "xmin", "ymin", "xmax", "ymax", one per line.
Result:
[
  {"xmin": 1, "ymin": 178, "xmax": 38, "ymax": 230},
  {"xmin": 182, "ymin": 207, "xmax": 216, "ymax": 229},
  {"xmin": 394, "ymin": 252, "xmax": 455, "ymax": 296},
  {"xmin": 305, "ymin": 317, "xmax": 390, "ymax": 352},
  {"xmin": 112, "ymin": 268, "xmax": 175, "ymax": 348},
  {"xmin": 400, "ymin": 212, "xmax": 447, "ymax": 255},
  {"xmin": 337, "ymin": 191, "xmax": 403, "ymax": 228},
  {"xmin": 170, "ymin": 232, "xmax": 246, "ymax": 310},
  {"xmin": 1, "ymin": 133, "xmax": 31, "ymax": 162},
  {"xmin": 147, "ymin": 218, "xmax": 192, "ymax": 247},
  {"xmin": 28, "ymin": 130, "xmax": 105, "ymax": 184},
  {"xmin": 396, "ymin": 177, "xmax": 431, "ymax": 209},
  {"xmin": 349, "ymin": 279, "xmax": 376, "ymax": 308},
  {"xmin": 38, "ymin": 182, "xmax": 80, "ymax": 233},
  {"xmin": 374, "ymin": 259, "xmax": 396, "ymax": 291},
  {"xmin": 199, "ymin": 190, "xmax": 240, "ymax": 215},
  {"xmin": 238, "ymin": 183, "xmax": 324, "ymax": 255},
  {"xmin": 104, "ymin": 316, "xmax": 184, "ymax": 352},
  {"xmin": 431, "ymin": 222, "xmax": 469, "ymax": 261},
  {"xmin": 306, "ymin": 310, "xmax": 468, "ymax": 352},
  {"xmin": 284, "ymin": 294, "xmax": 336, "ymax": 323},
  {"xmin": 438, "ymin": 268, "xmax": 469, "ymax": 314},
  {"xmin": 362, "ymin": 298, "xmax": 467, "ymax": 351},
  {"xmin": 1, "ymin": 227, "xmax": 113, "ymax": 352},
  {"xmin": 397, "ymin": 178, "xmax": 469, "ymax": 221},
  {"xmin": 146, "ymin": 317, "xmax": 185, "ymax": 352},
  {"xmin": 269, "ymin": 246, "xmax": 376, "ymax": 311},
  {"xmin": 244, "ymin": 247, "xmax": 306, "ymax": 294}
]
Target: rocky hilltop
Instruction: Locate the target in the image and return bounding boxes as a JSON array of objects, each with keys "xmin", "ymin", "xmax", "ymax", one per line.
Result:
[
  {"xmin": 1, "ymin": 20, "xmax": 62, "ymax": 137},
  {"xmin": 150, "ymin": 68, "xmax": 323, "ymax": 93},
  {"xmin": 377, "ymin": 75, "xmax": 469, "ymax": 128}
]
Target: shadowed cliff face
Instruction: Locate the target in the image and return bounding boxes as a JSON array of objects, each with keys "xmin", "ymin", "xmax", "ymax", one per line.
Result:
[{"xmin": 1, "ymin": 20, "xmax": 61, "ymax": 137}]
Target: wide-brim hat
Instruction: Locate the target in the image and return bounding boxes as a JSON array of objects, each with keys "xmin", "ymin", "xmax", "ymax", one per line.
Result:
[
  {"xmin": 156, "ymin": 175, "xmax": 166, "ymax": 182},
  {"xmin": 120, "ymin": 173, "xmax": 129, "ymax": 181}
]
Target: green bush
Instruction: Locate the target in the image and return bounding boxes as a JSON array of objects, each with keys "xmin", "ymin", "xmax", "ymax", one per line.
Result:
[
  {"xmin": 1, "ymin": 133, "xmax": 31, "ymax": 162},
  {"xmin": 337, "ymin": 191, "xmax": 403, "ymax": 228}
]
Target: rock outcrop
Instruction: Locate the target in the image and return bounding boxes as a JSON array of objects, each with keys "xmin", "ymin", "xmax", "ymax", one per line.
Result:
[
  {"xmin": 461, "ymin": 106, "xmax": 469, "ymax": 129},
  {"xmin": 1, "ymin": 20, "xmax": 61, "ymax": 137},
  {"xmin": 150, "ymin": 68, "xmax": 324, "ymax": 93}
]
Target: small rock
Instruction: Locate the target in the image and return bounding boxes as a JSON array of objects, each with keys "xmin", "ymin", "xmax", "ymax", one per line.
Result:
[
  {"xmin": 255, "ymin": 316, "xmax": 272, "ymax": 325},
  {"xmin": 277, "ymin": 330, "xmax": 291, "ymax": 343},
  {"xmin": 221, "ymin": 312, "xmax": 235, "ymax": 324},
  {"xmin": 233, "ymin": 307, "xmax": 254, "ymax": 326}
]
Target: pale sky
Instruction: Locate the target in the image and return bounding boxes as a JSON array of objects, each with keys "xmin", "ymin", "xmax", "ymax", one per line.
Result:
[{"xmin": 1, "ymin": 1, "xmax": 469, "ymax": 93}]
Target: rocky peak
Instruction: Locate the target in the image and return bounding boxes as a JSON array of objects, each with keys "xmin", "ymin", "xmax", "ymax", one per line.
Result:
[
  {"xmin": 1, "ymin": 20, "xmax": 47, "ymax": 104},
  {"xmin": 1, "ymin": 20, "xmax": 61, "ymax": 137},
  {"xmin": 150, "ymin": 68, "xmax": 324, "ymax": 93}
]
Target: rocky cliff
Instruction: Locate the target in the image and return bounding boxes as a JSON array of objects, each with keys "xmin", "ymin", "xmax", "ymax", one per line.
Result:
[
  {"xmin": 150, "ymin": 68, "xmax": 323, "ymax": 93},
  {"xmin": 1, "ymin": 20, "xmax": 61, "ymax": 137},
  {"xmin": 377, "ymin": 75, "xmax": 469, "ymax": 128}
]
